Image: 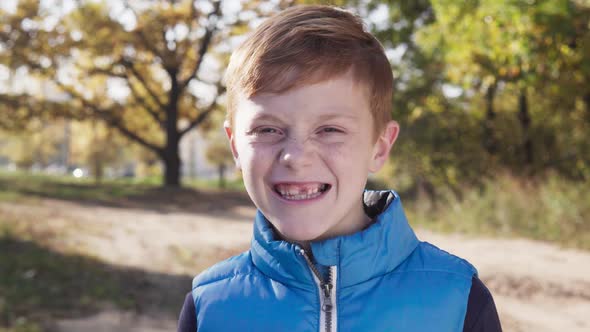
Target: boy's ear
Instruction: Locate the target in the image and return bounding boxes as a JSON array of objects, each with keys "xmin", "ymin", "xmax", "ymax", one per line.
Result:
[
  {"xmin": 369, "ymin": 120, "xmax": 399, "ymax": 173},
  {"xmin": 223, "ymin": 120, "xmax": 241, "ymax": 170}
]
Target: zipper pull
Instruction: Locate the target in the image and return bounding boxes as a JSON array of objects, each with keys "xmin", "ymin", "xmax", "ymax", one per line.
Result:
[
  {"xmin": 321, "ymin": 282, "xmax": 333, "ymax": 312},
  {"xmin": 322, "ymin": 282, "xmax": 332, "ymax": 298}
]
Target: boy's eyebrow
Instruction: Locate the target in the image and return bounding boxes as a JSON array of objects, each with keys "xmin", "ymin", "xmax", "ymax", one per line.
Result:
[
  {"xmin": 251, "ymin": 111, "xmax": 359, "ymax": 124},
  {"xmin": 251, "ymin": 113, "xmax": 287, "ymax": 124},
  {"xmin": 316, "ymin": 113, "xmax": 359, "ymax": 121}
]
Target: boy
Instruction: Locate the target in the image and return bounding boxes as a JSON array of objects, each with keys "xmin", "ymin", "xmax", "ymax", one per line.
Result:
[{"xmin": 178, "ymin": 5, "xmax": 502, "ymax": 332}]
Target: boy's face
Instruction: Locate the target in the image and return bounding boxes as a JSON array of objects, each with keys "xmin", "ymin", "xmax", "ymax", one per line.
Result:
[{"xmin": 225, "ymin": 73, "xmax": 398, "ymax": 242}]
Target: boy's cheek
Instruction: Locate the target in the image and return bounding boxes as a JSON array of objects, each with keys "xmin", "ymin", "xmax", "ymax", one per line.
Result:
[
  {"xmin": 237, "ymin": 148, "xmax": 275, "ymax": 170},
  {"xmin": 318, "ymin": 143, "xmax": 348, "ymax": 158},
  {"xmin": 319, "ymin": 143, "xmax": 369, "ymax": 163}
]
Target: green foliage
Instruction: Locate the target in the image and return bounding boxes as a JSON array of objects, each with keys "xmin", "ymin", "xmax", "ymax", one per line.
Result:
[
  {"xmin": 406, "ymin": 173, "xmax": 590, "ymax": 250},
  {"xmin": 359, "ymin": 0, "xmax": 590, "ymax": 193},
  {"xmin": 0, "ymin": 123, "xmax": 63, "ymax": 170},
  {"xmin": 205, "ymin": 135, "xmax": 233, "ymax": 168}
]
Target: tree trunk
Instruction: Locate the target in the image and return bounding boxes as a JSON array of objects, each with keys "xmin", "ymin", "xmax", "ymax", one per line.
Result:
[
  {"xmin": 218, "ymin": 164, "xmax": 226, "ymax": 189},
  {"xmin": 483, "ymin": 83, "xmax": 498, "ymax": 155},
  {"xmin": 162, "ymin": 67, "xmax": 183, "ymax": 187},
  {"xmin": 93, "ymin": 157, "xmax": 103, "ymax": 185},
  {"xmin": 584, "ymin": 92, "xmax": 590, "ymax": 122},
  {"xmin": 62, "ymin": 120, "xmax": 71, "ymax": 174},
  {"xmin": 163, "ymin": 148, "xmax": 181, "ymax": 187},
  {"xmin": 518, "ymin": 88, "xmax": 534, "ymax": 165},
  {"xmin": 164, "ymin": 71, "xmax": 182, "ymax": 187},
  {"xmin": 162, "ymin": 126, "xmax": 181, "ymax": 187}
]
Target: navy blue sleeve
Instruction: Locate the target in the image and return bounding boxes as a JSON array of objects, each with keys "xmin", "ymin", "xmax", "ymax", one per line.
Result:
[
  {"xmin": 177, "ymin": 292, "xmax": 196, "ymax": 332},
  {"xmin": 463, "ymin": 276, "xmax": 503, "ymax": 332}
]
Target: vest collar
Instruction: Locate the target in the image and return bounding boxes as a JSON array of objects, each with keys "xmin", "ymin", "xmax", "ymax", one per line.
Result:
[{"xmin": 250, "ymin": 191, "xmax": 420, "ymax": 289}]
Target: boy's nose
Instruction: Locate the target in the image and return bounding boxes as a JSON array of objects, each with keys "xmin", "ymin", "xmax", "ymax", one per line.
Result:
[{"xmin": 278, "ymin": 137, "xmax": 313, "ymax": 170}]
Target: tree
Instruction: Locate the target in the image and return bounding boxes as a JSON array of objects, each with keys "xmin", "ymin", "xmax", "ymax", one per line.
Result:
[
  {"xmin": 205, "ymin": 133, "xmax": 233, "ymax": 188},
  {"xmin": 70, "ymin": 121, "xmax": 132, "ymax": 183},
  {"xmin": 0, "ymin": 0, "xmax": 235, "ymax": 187},
  {"xmin": 0, "ymin": 119, "xmax": 64, "ymax": 170},
  {"xmin": 416, "ymin": 0, "xmax": 590, "ymax": 173}
]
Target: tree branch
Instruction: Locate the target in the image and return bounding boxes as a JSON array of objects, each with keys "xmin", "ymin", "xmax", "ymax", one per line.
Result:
[
  {"xmin": 179, "ymin": 84, "xmax": 226, "ymax": 137},
  {"xmin": 120, "ymin": 59, "xmax": 167, "ymax": 109},
  {"xmin": 180, "ymin": 0, "xmax": 222, "ymax": 90},
  {"xmin": 122, "ymin": 0, "xmax": 166, "ymax": 60},
  {"xmin": 87, "ymin": 67, "xmax": 126, "ymax": 79},
  {"xmin": 55, "ymin": 81, "xmax": 164, "ymax": 154},
  {"xmin": 179, "ymin": 102, "xmax": 217, "ymax": 137},
  {"xmin": 126, "ymin": 79, "xmax": 165, "ymax": 128},
  {"xmin": 86, "ymin": 63, "xmax": 165, "ymax": 128}
]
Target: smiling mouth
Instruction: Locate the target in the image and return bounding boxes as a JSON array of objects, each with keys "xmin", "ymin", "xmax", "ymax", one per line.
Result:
[{"xmin": 273, "ymin": 183, "xmax": 331, "ymax": 201}]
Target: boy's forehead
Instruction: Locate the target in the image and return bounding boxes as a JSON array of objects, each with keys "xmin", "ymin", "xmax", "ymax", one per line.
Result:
[
  {"xmin": 249, "ymin": 74, "xmax": 369, "ymax": 107},
  {"xmin": 236, "ymin": 79, "xmax": 371, "ymax": 122}
]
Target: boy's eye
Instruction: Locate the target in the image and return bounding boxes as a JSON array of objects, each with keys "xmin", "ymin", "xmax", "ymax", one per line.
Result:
[
  {"xmin": 318, "ymin": 127, "xmax": 344, "ymax": 134},
  {"xmin": 260, "ymin": 128, "xmax": 279, "ymax": 134},
  {"xmin": 253, "ymin": 127, "xmax": 280, "ymax": 135},
  {"xmin": 247, "ymin": 126, "xmax": 285, "ymax": 140}
]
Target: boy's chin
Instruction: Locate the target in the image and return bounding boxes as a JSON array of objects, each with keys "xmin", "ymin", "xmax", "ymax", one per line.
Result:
[{"xmin": 271, "ymin": 222, "xmax": 328, "ymax": 243}]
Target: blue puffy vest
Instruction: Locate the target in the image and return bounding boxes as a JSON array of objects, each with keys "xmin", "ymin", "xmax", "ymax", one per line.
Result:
[{"xmin": 192, "ymin": 191, "xmax": 477, "ymax": 331}]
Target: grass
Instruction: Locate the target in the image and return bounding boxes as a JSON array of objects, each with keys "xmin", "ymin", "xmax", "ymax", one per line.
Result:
[
  {"xmin": 405, "ymin": 173, "xmax": 590, "ymax": 250},
  {"xmin": 0, "ymin": 170, "xmax": 247, "ymax": 211},
  {"xmin": 0, "ymin": 319, "xmax": 41, "ymax": 332},
  {"xmin": 0, "ymin": 171, "xmax": 153, "ymax": 204},
  {"xmin": 183, "ymin": 176, "xmax": 246, "ymax": 192}
]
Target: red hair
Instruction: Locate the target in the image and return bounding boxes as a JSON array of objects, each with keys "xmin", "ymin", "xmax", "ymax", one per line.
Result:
[{"xmin": 225, "ymin": 5, "xmax": 393, "ymax": 136}]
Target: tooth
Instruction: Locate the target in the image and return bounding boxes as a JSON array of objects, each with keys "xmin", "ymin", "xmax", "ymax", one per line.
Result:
[{"xmin": 275, "ymin": 184, "xmax": 328, "ymax": 200}]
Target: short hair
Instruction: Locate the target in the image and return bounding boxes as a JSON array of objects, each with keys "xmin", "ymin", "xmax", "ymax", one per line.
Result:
[{"xmin": 225, "ymin": 5, "xmax": 393, "ymax": 137}]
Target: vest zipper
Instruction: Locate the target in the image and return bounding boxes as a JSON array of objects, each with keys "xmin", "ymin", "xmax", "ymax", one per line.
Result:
[{"xmin": 300, "ymin": 249, "xmax": 338, "ymax": 332}]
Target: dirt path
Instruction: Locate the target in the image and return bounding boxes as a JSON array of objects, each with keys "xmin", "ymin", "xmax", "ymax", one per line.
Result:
[
  {"xmin": 2, "ymin": 198, "xmax": 589, "ymax": 332},
  {"xmin": 416, "ymin": 230, "xmax": 590, "ymax": 332}
]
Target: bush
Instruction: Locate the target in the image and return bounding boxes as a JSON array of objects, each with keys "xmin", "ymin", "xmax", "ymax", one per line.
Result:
[{"xmin": 405, "ymin": 173, "xmax": 590, "ymax": 250}]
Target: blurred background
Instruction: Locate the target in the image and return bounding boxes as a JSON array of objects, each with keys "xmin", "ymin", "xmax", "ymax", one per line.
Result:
[{"xmin": 0, "ymin": 0, "xmax": 588, "ymax": 331}]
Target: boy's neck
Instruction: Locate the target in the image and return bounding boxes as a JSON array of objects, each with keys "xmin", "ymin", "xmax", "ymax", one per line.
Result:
[
  {"xmin": 281, "ymin": 207, "xmax": 373, "ymax": 251},
  {"xmin": 313, "ymin": 199, "xmax": 373, "ymax": 241}
]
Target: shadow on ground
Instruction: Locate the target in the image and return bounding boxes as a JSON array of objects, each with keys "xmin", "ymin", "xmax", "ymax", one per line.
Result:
[{"xmin": 0, "ymin": 235, "xmax": 193, "ymax": 331}]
